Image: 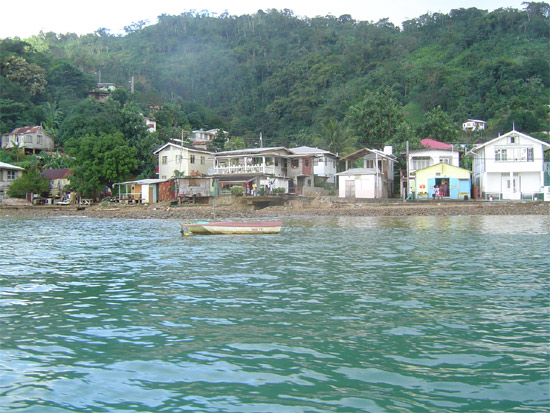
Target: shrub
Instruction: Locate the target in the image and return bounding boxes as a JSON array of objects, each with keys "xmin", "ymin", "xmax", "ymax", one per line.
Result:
[{"xmin": 231, "ymin": 185, "xmax": 244, "ymax": 196}]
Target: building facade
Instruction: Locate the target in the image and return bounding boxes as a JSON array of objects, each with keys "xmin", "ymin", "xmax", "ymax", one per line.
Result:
[
  {"xmin": 1, "ymin": 126, "xmax": 55, "ymax": 154},
  {"xmin": 468, "ymin": 130, "xmax": 550, "ymax": 200},
  {"xmin": 154, "ymin": 143, "xmax": 213, "ymax": 180}
]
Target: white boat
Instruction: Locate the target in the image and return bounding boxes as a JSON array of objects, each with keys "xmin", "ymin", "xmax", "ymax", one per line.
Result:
[{"xmin": 181, "ymin": 221, "xmax": 282, "ymax": 235}]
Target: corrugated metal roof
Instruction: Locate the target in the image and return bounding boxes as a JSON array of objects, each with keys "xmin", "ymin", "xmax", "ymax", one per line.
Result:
[
  {"xmin": 10, "ymin": 126, "xmax": 42, "ymax": 134},
  {"xmin": 0, "ymin": 161, "xmax": 24, "ymax": 170},
  {"xmin": 43, "ymin": 168, "xmax": 72, "ymax": 180}
]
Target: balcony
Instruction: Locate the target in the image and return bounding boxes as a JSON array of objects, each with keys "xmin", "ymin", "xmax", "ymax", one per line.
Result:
[{"xmin": 210, "ymin": 164, "xmax": 276, "ymax": 175}]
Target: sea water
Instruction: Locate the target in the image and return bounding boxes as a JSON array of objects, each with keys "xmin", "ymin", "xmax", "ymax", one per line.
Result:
[{"xmin": 0, "ymin": 215, "xmax": 548, "ymax": 412}]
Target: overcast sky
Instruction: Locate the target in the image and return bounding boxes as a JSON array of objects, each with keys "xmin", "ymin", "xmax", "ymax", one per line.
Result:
[{"xmin": 1, "ymin": 0, "xmax": 526, "ymax": 39}]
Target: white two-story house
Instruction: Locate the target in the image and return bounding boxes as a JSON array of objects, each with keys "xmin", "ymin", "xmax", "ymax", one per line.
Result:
[
  {"xmin": 337, "ymin": 147, "xmax": 397, "ymax": 199},
  {"xmin": 154, "ymin": 143, "xmax": 213, "ymax": 180},
  {"xmin": 210, "ymin": 147, "xmax": 314, "ymax": 194},
  {"xmin": 289, "ymin": 146, "xmax": 339, "ymax": 185},
  {"xmin": 467, "ymin": 129, "xmax": 550, "ymax": 200}
]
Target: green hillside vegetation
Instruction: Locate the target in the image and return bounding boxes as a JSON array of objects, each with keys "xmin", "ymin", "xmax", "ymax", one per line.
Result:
[{"xmin": 1, "ymin": 3, "xmax": 549, "ymax": 197}]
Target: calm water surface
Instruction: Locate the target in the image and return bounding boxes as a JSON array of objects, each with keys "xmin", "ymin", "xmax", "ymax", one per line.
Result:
[{"xmin": 0, "ymin": 215, "xmax": 548, "ymax": 412}]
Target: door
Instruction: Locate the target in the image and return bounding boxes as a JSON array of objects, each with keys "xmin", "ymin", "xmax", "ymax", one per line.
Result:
[
  {"xmin": 459, "ymin": 179, "xmax": 470, "ymax": 198},
  {"xmin": 449, "ymin": 178, "xmax": 459, "ymax": 199},
  {"xmin": 502, "ymin": 174, "xmax": 521, "ymax": 200},
  {"xmin": 345, "ymin": 180, "xmax": 355, "ymax": 198}
]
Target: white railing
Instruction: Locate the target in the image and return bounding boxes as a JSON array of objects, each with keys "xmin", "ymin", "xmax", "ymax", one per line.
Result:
[{"xmin": 212, "ymin": 164, "xmax": 276, "ymax": 175}]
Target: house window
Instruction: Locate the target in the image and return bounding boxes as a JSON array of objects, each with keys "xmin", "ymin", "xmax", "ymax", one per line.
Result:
[
  {"xmin": 190, "ymin": 155, "xmax": 195, "ymax": 164},
  {"xmin": 291, "ymin": 159, "xmax": 299, "ymax": 168},
  {"xmin": 24, "ymin": 135, "xmax": 33, "ymax": 143},
  {"xmin": 412, "ymin": 157, "xmax": 431, "ymax": 170},
  {"xmin": 305, "ymin": 159, "xmax": 309, "ymax": 167},
  {"xmin": 201, "ymin": 156, "xmax": 205, "ymax": 165},
  {"xmin": 440, "ymin": 157, "xmax": 452, "ymax": 164},
  {"xmin": 37, "ymin": 136, "xmax": 43, "ymax": 145},
  {"xmin": 495, "ymin": 149, "xmax": 507, "ymax": 161},
  {"xmin": 527, "ymin": 148, "xmax": 534, "ymax": 161},
  {"xmin": 7, "ymin": 171, "xmax": 16, "ymax": 180},
  {"xmin": 161, "ymin": 156, "xmax": 167, "ymax": 165},
  {"xmin": 510, "ymin": 136, "xmax": 516, "ymax": 144},
  {"xmin": 366, "ymin": 159, "xmax": 375, "ymax": 168}
]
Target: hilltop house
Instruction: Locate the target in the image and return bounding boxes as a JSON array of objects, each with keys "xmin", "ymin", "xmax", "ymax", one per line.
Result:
[
  {"xmin": 337, "ymin": 147, "xmax": 397, "ymax": 199},
  {"xmin": 289, "ymin": 146, "xmax": 339, "ymax": 185},
  {"xmin": 144, "ymin": 117, "xmax": 157, "ymax": 132},
  {"xmin": 462, "ymin": 119, "xmax": 486, "ymax": 132},
  {"xmin": 467, "ymin": 129, "xmax": 550, "ymax": 200},
  {"xmin": 0, "ymin": 161, "xmax": 24, "ymax": 200},
  {"xmin": 1, "ymin": 126, "xmax": 55, "ymax": 155},
  {"xmin": 210, "ymin": 147, "xmax": 314, "ymax": 195},
  {"xmin": 188, "ymin": 129, "xmax": 226, "ymax": 149}
]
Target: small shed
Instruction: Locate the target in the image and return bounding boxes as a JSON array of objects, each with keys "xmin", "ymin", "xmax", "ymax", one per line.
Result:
[
  {"xmin": 115, "ymin": 179, "xmax": 166, "ymax": 204},
  {"xmin": 414, "ymin": 163, "xmax": 471, "ymax": 199}
]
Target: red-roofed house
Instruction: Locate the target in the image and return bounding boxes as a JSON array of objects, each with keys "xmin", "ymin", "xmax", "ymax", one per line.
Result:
[
  {"xmin": 406, "ymin": 139, "xmax": 460, "ymax": 198},
  {"xmin": 1, "ymin": 126, "xmax": 55, "ymax": 154},
  {"xmin": 420, "ymin": 138, "xmax": 454, "ymax": 150},
  {"xmin": 43, "ymin": 168, "xmax": 72, "ymax": 198}
]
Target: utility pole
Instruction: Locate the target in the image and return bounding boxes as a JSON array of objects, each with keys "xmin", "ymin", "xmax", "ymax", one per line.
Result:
[
  {"xmin": 130, "ymin": 76, "xmax": 135, "ymax": 93},
  {"xmin": 405, "ymin": 140, "xmax": 410, "ymax": 200}
]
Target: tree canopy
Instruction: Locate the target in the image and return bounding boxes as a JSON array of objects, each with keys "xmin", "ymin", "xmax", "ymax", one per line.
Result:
[{"xmin": 0, "ymin": 2, "xmax": 548, "ymax": 174}]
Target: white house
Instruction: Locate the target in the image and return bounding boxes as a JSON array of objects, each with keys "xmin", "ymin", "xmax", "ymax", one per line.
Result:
[
  {"xmin": 188, "ymin": 129, "xmax": 226, "ymax": 149},
  {"xmin": 1, "ymin": 126, "xmax": 55, "ymax": 154},
  {"xmin": 467, "ymin": 129, "xmax": 550, "ymax": 200},
  {"xmin": 289, "ymin": 146, "xmax": 339, "ymax": 184},
  {"xmin": 337, "ymin": 147, "xmax": 397, "ymax": 199},
  {"xmin": 0, "ymin": 161, "xmax": 24, "ymax": 200},
  {"xmin": 154, "ymin": 143, "xmax": 213, "ymax": 180},
  {"xmin": 144, "ymin": 117, "xmax": 157, "ymax": 132},
  {"xmin": 407, "ymin": 138, "xmax": 460, "ymax": 196},
  {"xmin": 462, "ymin": 119, "xmax": 486, "ymax": 132},
  {"xmin": 210, "ymin": 146, "xmax": 314, "ymax": 195}
]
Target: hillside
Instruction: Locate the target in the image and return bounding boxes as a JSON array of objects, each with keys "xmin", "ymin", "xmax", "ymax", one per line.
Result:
[{"xmin": 1, "ymin": 4, "xmax": 549, "ymax": 164}]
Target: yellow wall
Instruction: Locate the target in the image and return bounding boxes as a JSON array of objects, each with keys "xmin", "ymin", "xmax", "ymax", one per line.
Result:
[{"xmin": 415, "ymin": 163, "xmax": 470, "ymax": 198}]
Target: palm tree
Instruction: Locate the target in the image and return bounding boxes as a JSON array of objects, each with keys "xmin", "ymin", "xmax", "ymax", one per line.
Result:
[
  {"xmin": 313, "ymin": 119, "xmax": 357, "ymax": 156},
  {"xmin": 224, "ymin": 137, "xmax": 247, "ymax": 151}
]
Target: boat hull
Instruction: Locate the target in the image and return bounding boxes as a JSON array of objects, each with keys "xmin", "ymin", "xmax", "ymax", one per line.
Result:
[{"xmin": 183, "ymin": 221, "xmax": 282, "ymax": 235}]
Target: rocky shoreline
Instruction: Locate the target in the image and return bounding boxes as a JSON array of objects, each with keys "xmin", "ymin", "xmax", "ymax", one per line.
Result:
[{"xmin": 1, "ymin": 197, "xmax": 549, "ymax": 219}]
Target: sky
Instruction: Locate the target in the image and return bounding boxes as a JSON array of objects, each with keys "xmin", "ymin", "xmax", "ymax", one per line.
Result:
[{"xmin": 1, "ymin": 0, "xmax": 527, "ymax": 39}]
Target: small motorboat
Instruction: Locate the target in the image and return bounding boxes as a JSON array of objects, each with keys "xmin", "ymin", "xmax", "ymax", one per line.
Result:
[{"xmin": 181, "ymin": 221, "xmax": 282, "ymax": 235}]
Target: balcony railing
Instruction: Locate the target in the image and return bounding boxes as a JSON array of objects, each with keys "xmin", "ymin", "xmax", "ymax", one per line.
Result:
[{"xmin": 210, "ymin": 164, "xmax": 276, "ymax": 175}]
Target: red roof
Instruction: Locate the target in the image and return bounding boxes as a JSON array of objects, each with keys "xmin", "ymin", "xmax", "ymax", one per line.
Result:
[
  {"xmin": 43, "ymin": 168, "xmax": 72, "ymax": 180},
  {"xmin": 421, "ymin": 138, "xmax": 453, "ymax": 149}
]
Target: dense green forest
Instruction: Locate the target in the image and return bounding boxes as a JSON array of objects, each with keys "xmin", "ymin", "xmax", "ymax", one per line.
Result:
[{"xmin": 1, "ymin": 3, "xmax": 549, "ymax": 195}]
